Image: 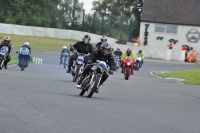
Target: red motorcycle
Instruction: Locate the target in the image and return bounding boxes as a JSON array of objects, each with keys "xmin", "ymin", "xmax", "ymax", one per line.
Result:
[{"xmin": 122, "ymin": 56, "xmax": 134, "ymax": 80}]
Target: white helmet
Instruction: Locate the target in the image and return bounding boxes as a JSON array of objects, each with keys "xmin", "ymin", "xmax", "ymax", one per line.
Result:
[
  {"xmin": 24, "ymin": 42, "xmax": 29, "ymax": 46},
  {"xmin": 100, "ymin": 35, "xmax": 107, "ymax": 42},
  {"xmin": 63, "ymin": 46, "xmax": 67, "ymax": 49}
]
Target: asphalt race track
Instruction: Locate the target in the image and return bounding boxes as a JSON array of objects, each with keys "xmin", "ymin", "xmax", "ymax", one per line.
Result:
[{"xmin": 0, "ymin": 52, "xmax": 200, "ymax": 133}]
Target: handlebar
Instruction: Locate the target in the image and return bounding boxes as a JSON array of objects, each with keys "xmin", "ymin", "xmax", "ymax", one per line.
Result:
[{"xmin": 70, "ymin": 44, "xmax": 89, "ymax": 57}]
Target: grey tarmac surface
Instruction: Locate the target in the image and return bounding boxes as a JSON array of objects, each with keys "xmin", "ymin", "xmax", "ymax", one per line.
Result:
[{"xmin": 0, "ymin": 52, "xmax": 200, "ymax": 133}]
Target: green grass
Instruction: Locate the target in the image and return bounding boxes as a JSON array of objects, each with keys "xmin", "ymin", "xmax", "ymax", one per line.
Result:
[
  {"xmin": 0, "ymin": 34, "xmax": 78, "ymax": 52},
  {"xmin": 8, "ymin": 56, "xmax": 18, "ymax": 66},
  {"xmin": 157, "ymin": 70, "xmax": 200, "ymax": 85}
]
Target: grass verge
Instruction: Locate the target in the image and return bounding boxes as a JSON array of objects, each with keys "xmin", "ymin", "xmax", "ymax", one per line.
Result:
[
  {"xmin": 157, "ymin": 70, "xmax": 200, "ymax": 85},
  {"xmin": 0, "ymin": 34, "xmax": 78, "ymax": 52},
  {"xmin": 8, "ymin": 56, "xmax": 18, "ymax": 66}
]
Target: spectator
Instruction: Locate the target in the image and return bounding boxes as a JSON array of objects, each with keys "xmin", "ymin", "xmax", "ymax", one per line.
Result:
[
  {"xmin": 168, "ymin": 43, "xmax": 174, "ymax": 50},
  {"xmin": 187, "ymin": 50, "xmax": 196, "ymax": 63},
  {"xmin": 136, "ymin": 37, "xmax": 141, "ymax": 46}
]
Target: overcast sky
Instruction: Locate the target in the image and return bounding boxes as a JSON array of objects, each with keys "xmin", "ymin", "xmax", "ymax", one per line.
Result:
[{"xmin": 79, "ymin": 0, "xmax": 95, "ymax": 14}]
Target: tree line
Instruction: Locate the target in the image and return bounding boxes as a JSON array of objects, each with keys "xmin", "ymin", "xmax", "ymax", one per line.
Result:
[{"xmin": 0, "ymin": 0, "xmax": 142, "ymax": 40}]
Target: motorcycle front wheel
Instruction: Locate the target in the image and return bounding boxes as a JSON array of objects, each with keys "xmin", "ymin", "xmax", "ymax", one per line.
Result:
[
  {"xmin": 125, "ymin": 67, "xmax": 130, "ymax": 80},
  {"xmin": 0, "ymin": 58, "xmax": 4, "ymax": 70},
  {"xmin": 135, "ymin": 61, "xmax": 140, "ymax": 71},
  {"xmin": 73, "ymin": 65, "xmax": 81, "ymax": 82},
  {"xmin": 87, "ymin": 75, "xmax": 101, "ymax": 98}
]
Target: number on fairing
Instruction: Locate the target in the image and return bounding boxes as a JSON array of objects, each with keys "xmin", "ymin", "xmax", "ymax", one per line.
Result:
[
  {"xmin": 97, "ymin": 61, "xmax": 107, "ymax": 69},
  {"xmin": 115, "ymin": 56, "xmax": 119, "ymax": 61},
  {"xmin": 0, "ymin": 46, "xmax": 8, "ymax": 56},
  {"xmin": 20, "ymin": 47, "xmax": 29, "ymax": 55},
  {"xmin": 76, "ymin": 56, "xmax": 84, "ymax": 64}
]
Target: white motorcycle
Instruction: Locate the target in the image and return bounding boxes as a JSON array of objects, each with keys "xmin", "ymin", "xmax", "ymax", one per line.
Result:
[
  {"xmin": 0, "ymin": 46, "xmax": 9, "ymax": 70},
  {"xmin": 114, "ymin": 56, "xmax": 121, "ymax": 71},
  {"xmin": 135, "ymin": 55, "xmax": 142, "ymax": 71}
]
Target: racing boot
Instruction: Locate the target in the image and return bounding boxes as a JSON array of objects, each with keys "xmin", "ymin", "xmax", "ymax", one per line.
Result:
[
  {"xmin": 4, "ymin": 64, "xmax": 7, "ymax": 69},
  {"xmin": 95, "ymin": 87, "xmax": 99, "ymax": 93},
  {"xmin": 66, "ymin": 67, "xmax": 71, "ymax": 73}
]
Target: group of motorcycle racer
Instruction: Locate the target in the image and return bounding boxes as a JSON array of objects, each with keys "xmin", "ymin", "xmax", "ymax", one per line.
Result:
[
  {"xmin": 0, "ymin": 34, "xmax": 145, "ymax": 95},
  {"xmin": 60, "ymin": 34, "xmax": 145, "ymax": 93}
]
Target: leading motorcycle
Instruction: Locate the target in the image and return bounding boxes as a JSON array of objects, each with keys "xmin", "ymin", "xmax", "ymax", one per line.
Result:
[
  {"xmin": 0, "ymin": 46, "xmax": 9, "ymax": 70},
  {"xmin": 79, "ymin": 60, "xmax": 110, "ymax": 98},
  {"xmin": 122, "ymin": 56, "xmax": 134, "ymax": 80}
]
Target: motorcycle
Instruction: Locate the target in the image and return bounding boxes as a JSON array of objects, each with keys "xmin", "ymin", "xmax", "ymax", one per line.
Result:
[
  {"xmin": 62, "ymin": 52, "xmax": 70, "ymax": 69},
  {"xmin": 114, "ymin": 56, "xmax": 121, "ymax": 71},
  {"xmin": 79, "ymin": 60, "xmax": 110, "ymax": 98},
  {"xmin": 70, "ymin": 45, "xmax": 88, "ymax": 82},
  {"xmin": 122, "ymin": 56, "xmax": 134, "ymax": 80},
  {"xmin": 18, "ymin": 47, "xmax": 30, "ymax": 71},
  {"xmin": 0, "ymin": 46, "xmax": 9, "ymax": 70},
  {"xmin": 135, "ymin": 55, "xmax": 142, "ymax": 71}
]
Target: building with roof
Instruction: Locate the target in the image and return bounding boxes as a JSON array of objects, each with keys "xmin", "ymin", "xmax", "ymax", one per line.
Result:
[{"xmin": 139, "ymin": 0, "xmax": 200, "ymax": 50}]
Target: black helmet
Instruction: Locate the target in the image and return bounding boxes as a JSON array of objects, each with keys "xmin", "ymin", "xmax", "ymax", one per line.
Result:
[
  {"xmin": 83, "ymin": 34, "xmax": 91, "ymax": 41},
  {"xmin": 101, "ymin": 42, "xmax": 111, "ymax": 55},
  {"xmin": 139, "ymin": 49, "xmax": 142, "ymax": 53}
]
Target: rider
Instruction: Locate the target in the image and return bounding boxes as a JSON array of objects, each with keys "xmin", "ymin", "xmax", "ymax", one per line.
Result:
[
  {"xmin": 114, "ymin": 47, "xmax": 122, "ymax": 57},
  {"xmin": 77, "ymin": 42, "xmax": 114, "ymax": 93},
  {"xmin": 94, "ymin": 35, "xmax": 107, "ymax": 50},
  {"xmin": 0, "ymin": 36, "xmax": 12, "ymax": 69},
  {"xmin": 121, "ymin": 48, "xmax": 135, "ymax": 73},
  {"xmin": 67, "ymin": 34, "xmax": 93, "ymax": 73},
  {"xmin": 135, "ymin": 49, "xmax": 145, "ymax": 65},
  {"xmin": 59, "ymin": 46, "xmax": 70, "ymax": 65},
  {"xmin": 18, "ymin": 43, "xmax": 30, "ymax": 67},
  {"xmin": 23, "ymin": 42, "xmax": 31, "ymax": 54},
  {"xmin": 24, "ymin": 42, "xmax": 31, "ymax": 65}
]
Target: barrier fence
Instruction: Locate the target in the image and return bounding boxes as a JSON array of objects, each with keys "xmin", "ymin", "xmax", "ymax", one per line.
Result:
[{"xmin": 30, "ymin": 56, "xmax": 43, "ymax": 65}]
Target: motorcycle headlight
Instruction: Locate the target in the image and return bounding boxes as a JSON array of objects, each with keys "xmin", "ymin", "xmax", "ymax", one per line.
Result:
[{"xmin": 127, "ymin": 62, "xmax": 130, "ymax": 65}]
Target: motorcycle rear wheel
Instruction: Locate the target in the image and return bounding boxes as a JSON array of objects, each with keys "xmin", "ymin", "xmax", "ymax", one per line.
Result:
[{"xmin": 20, "ymin": 58, "xmax": 25, "ymax": 71}]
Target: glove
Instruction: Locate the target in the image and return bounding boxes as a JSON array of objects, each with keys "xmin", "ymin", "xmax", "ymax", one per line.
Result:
[
  {"xmin": 87, "ymin": 60, "xmax": 92, "ymax": 64},
  {"xmin": 109, "ymin": 70, "xmax": 113, "ymax": 75},
  {"xmin": 70, "ymin": 47, "xmax": 74, "ymax": 51}
]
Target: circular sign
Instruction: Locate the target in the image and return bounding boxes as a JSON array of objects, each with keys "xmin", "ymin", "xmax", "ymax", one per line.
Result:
[{"xmin": 186, "ymin": 29, "xmax": 200, "ymax": 43}]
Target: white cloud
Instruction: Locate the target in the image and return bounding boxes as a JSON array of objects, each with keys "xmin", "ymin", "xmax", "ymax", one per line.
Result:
[{"xmin": 79, "ymin": 0, "xmax": 95, "ymax": 14}]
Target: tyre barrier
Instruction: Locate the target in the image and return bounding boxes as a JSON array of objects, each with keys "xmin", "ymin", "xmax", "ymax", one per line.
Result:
[{"xmin": 30, "ymin": 56, "xmax": 43, "ymax": 65}]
